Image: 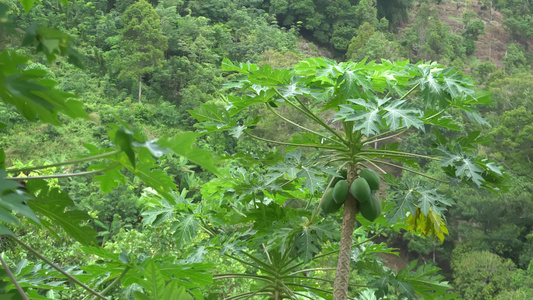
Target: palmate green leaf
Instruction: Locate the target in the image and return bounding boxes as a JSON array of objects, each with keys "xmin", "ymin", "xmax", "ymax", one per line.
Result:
[
  {"xmin": 278, "ymin": 77, "xmax": 312, "ymax": 98},
  {"xmin": 395, "ymin": 259, "xmax": 453, "ymax": 299},
  {"xmin": 294, "ymin": 57, "xmax": 340, "ymax": 84},
  {"xmin": 387, "ymin": 184, "xmax": 418, "ymax": 224},
  {"xmin": 223, "ymin": 59, "xmax": 292, "ymax": 87},
  {"xmin": 17, "ymin": 0, "xmax": 67, "ymax": 12},
  {"xmin": 171, "ymin": 212, "xmax": 200, "ymax": 248},
  {"xmin": 142, "ymin": 199, "xmax": 175, "ymax": 226},
  {"xmin": 221, "ymin": 57, "xmax": 259, "ymax": 74},
  {"xmin": 337, "ymin": 98, "xmax": 382, "ymax": 136},
  {"xmin": 18, "ymin": 0, "xmax": 39, "ymax": 12},
  {"xmin": 137, "ymin": 262, "xmax": 166, "ymax": 299},
  {"xmin": 295, "ymin": 227, "xmax": 323, "ymax": 262},
  {"xmin": 132, "ymin": 139, "xmax": 172, "ymax": 157},
  {"xmin": 382, "ymin": 100, "xmax": 424, "ymax": 131},
  {"xmin": 266, "ymin": 149, "xmax": 326, "ymax": 195},
  {"xmin": 0, "ymin": 149, "xmax": 5, "ymax": 169},
  {"xmin": 79, "ymin": 246, "xmax": 121, "ymax": 262},
  {"xmin": 359, "ymin": 258, "xmax": 452, "ymax": 299},
  {"xmin": 358, "ymin": 243, "xmax": 399, "ymax": 259},
  {"xmin": 131, "ymin": 163, "xmax": 177, "ymax": 202},
  {"xmin": 0, "ymin": 224, "xmax": 14, "ymax": 235},
  {"xmin": 162, "ymin": 283, "xmax": 194, "ymax": 300},
  {"xmin": 188, "ymin": 102, "xmax": 229, "ymax": 123},
  {"xmin": 158, "ymin": 132, "xmax": 220, "ymax": 176},
  {"xmin": 423, "ymin": 111, "xmax": 460, "ymax": 130},
  {"xmin": 465, "ymin": 110, "xmax": 490, "ymax": 126},
  {"xmin": 439, "ymin": 68, "xmax": 475, "ymax": 99},
  {"xmin": 438, "ymin": 146, "xmax": 490, "ymax": 187},
  {"xmin": 226, "ymin": 94, "xmax": 269, "ymax": 115},
  {"xmin": 415, "ymin": 64, "xmax": 477, "ymax": 110},
  {"xmin": 22, "ymin": 26, "xmax": 84, "ymax": 67},
  {"xmin": 0, "ymin": 50, "xmax": 88, "ymax": 125},
  {"xmin": 92, "ymin": 162, "xmax": 126, "ymax": 193},
  {"xmin": 295, "ymin": 220, "xmax": 338, "ymax": 262},
  {"xmin": 114, "ymin": 128, "xmax": 136, "ymax": 168},
  {"xmin": 158, "ymin": 261, "xmax": 213, "ymax": 288},
  {"xmin": 131, "ymin": 257, "xmax": 213, "ymax": 300},
  {"xmin": 455, "ymin": 157, "xmax": 484, "ymax": 186},
  {"xmin": 386, "ymin": 180, "xmax": 452, "ymax": 226},
  {"xmin": 0, "ymin": 170, "xmax": 37, "ymax": 226},
  {"xmin": 337, "ymin": 68, "xmax": 372, "ymax": 99},
  {"xmin": 25, "ymin": 180, "xmax": 97, "ymax": 245},
  {"xmin": 336, "ymin": 97, "xmax": 423, "ymax": 136}
]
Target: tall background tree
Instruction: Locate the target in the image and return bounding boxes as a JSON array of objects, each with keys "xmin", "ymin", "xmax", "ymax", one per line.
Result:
[{"xmin": 119, "ymin": 0, "xmax": 167, "ymax": 103}]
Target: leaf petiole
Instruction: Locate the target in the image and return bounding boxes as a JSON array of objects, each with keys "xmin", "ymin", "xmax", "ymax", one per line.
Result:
[
  {"xmin": 244, "ymin": 132, "xmax": 347, "ymax": 151},
  {"xmin": 9, "ymin": 236, "xmax": 109, "ymax": 300},
  {"xmin": 372, "ymin": 159, "xmax": 448, "ymax": 183},
  {"xmin": 360, "ymin": 150, "xmax": 439, "ymax": 161},
  {"xmin": 0, "ymin": 254, "xmax": 29, "ymax": 300},
  {"xmin": 363, "ymin": 128, "xmax": 407, "ymax": 145},
  {"xmin": 6, "ymin": 150, "xmax": 122, "ymax": 174},
  {"xmin": 6, "ymin": 163, "xmax": 121, "ymax": 180},
  {"xmin": 265, "ymin": 103, "xmax": 346, "ymax": 147}
]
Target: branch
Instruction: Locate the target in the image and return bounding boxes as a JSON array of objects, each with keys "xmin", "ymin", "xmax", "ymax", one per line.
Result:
[
  {"xmin": 266, "ymin": 103, "xmax": 345, "ymax": 147},
  {"xmin": 291, "ymin": 95, "xmax": 348, "ymax": 144},
  {"xmin": 213, "ymin": 274, "xmax": 274, "ymax": 283},
  {"xmin": 371, "ymin": 159, "xmax": 448, "ymax": 183},
  {"xmin": 284, "ymin": 282, "xmax": 334, "ymax": 294},
  {"xmin": 6, "ymin": 163, "xmax": 120, "ymax": 180},
  {"xmin": 288, "ymin": 267, "xmax": 337, "ymax": 276},
  {"xmin": 99, "ymin": 266, "xmax": 130, "ymax": 297},
  {"xmin": 244, "ymin": 132, "xmax": 346, "ymax": 151},
  {"xmin": 400, "ymin": 82, "xmax": 420, "ymax": 100},
  {"xmin": 274, "ymin": 89, "xmax": 348, "ymax": 145},
  {"xmin": 224, "ymin": 286, "xmax": 273, "ymax": 300},
  {"xmin": 360, "ymin": 150, "xmax": 439, "ymax": 161},
  {"xmin": 357, "ymin": 156, "xmax": 387, "ymax": 174},
  {"xmin": 6, "ymin": 150, "xmax": 122, "ymax": 174},
  {"xmin": 0, "ymin": 254, "xmax": 29, "ymax": 300},
  {"xmin": 9, "ymin": 236, "xmax": 109, "ymax": 300},
  {"xmin": 425, "ymin": 109, "xmax": 446, "ymax": 120},
  {"xmin": 363, "ymin": 128, "xmax": 407, "ymax": 145}
]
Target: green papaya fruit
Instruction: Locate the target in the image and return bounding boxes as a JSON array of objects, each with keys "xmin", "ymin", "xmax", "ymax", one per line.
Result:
[
  {"xmin": 321, "ymin": 189, "xmax": 343, "ymax": 214},
  {"xmin": 333, "ymin": 180, "xmax": 349, "ymax": 204},
  {"xmin": 359, "ymin": 193, "xmax": 382, "ymax": 221},
  {"xmin": 350, "ymin": 177, "xmax": 372, "ymax": 203},
  {"xmin": 359, "ymin": 168, "xmax": 380, "ymax": 191}
]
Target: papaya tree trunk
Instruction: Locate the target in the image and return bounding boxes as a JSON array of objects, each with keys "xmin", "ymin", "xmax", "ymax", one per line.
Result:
[
  {"xmin": 333, "ymin": 166, "xmax": 358, "ymax": 299},
  {"xmin": 138, "ymin": 73, "xmax": 142, "ymax": 103}
]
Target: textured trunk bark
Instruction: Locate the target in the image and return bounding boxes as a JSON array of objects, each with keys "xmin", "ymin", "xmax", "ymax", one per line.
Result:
[{"xmin": 333, "ymin": 165, "xmax": 358, "ymax": 300}]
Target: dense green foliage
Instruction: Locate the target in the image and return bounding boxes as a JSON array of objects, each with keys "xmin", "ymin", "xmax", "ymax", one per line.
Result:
[{"xmin": 1, "ymin": 0, "xmax": 533, "ymax": 299}]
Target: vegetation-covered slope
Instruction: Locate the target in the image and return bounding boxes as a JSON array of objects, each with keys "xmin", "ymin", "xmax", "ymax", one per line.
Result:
[{"xmin": 1, "ymin": 0, "xmax": 533, "ymax": 299}]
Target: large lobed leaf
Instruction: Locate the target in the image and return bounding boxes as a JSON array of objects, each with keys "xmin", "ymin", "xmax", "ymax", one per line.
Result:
[
  {"xmin": 386, "ymin": 179, "xmax": 452, "ymax": 241},
  {"xmin": 25, "ymin": 179, "xmax": 98, "ymax": 245},
  {"xmin": 0, "ymin": 50, "xmax": 88, "ymax": 126}
]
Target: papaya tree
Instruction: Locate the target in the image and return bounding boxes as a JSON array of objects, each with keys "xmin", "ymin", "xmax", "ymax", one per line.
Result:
[{"xmin": 191, "ymin": 57, "xmax": 504, "ymax": 299}]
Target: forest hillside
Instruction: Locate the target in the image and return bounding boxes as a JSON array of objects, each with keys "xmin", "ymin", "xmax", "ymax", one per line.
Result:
[{"xmin": 1, "ymin": 0, "xmax": 533, "ymax": 299}]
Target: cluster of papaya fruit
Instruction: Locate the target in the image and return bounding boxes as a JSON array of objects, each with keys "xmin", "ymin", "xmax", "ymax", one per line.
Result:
[{"xmin": 321, "ymin": 168, "xmax": 382, "ymax": 222}]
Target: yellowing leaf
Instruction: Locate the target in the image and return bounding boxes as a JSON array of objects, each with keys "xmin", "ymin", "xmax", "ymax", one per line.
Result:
[{"xmin": 407, "ymin": 208, "xmax": 448, "ymax": 242}]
